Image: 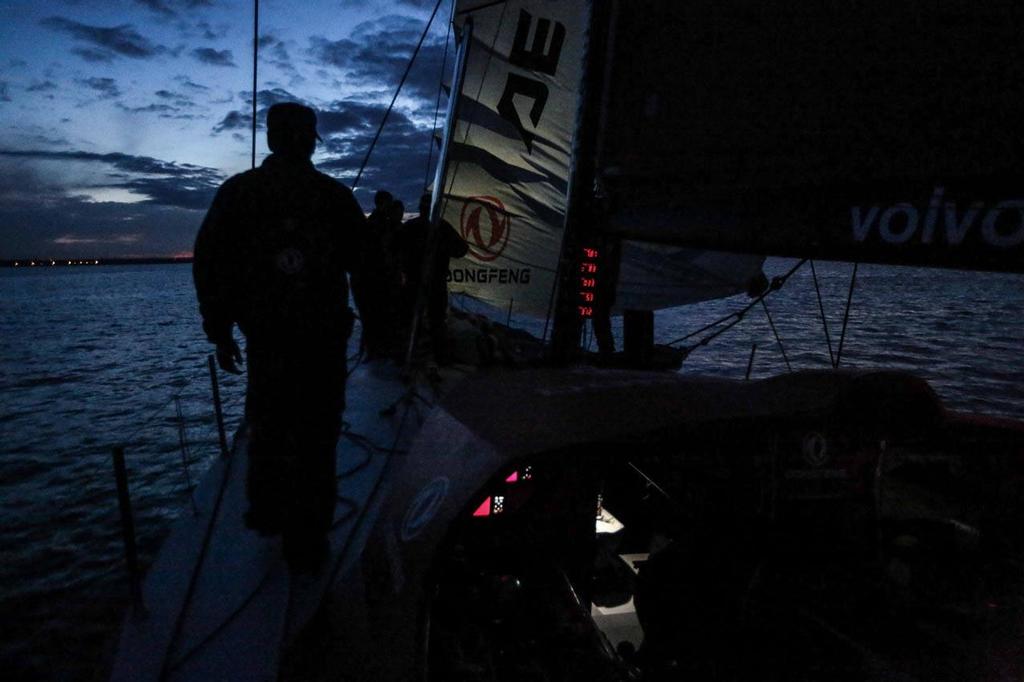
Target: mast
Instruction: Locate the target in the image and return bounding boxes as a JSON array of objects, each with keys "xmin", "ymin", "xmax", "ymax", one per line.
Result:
[
  {"xmin": 429, "ymin": 18, "xmax": 473, "ymax": 224},
  {"xmin": 402, "ymin": 16, "xmax": 474, "ymax": 369},
  {"xmin": 550, "ymin": 0, "xmax": 613, "ymax": 362}
]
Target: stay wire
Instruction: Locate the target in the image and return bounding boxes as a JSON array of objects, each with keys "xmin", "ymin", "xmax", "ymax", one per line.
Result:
[
  {"xmin": 809, "ymin": 259, "xmax": 835, "ymax": 367},
  {"xmin": 120, "ymin": 361, "xmax": 213, "ymax": 447},
  {"xmin": 353, "ymin": 0, "xmax": 445, "ymax": 190},
  {"xmin": 835, "ymin": 262, "xmax": 859, "ymax": 369},
  {"xmin": 669, "ymin": 258, "xmax": 808, "ymax": 357},
  {"xmin": 424, "ymin": 3, "xmax": 453, "ymax": 191},
  {"xmin": 760, "ymin": 298, "xmax": 792, "ymax": 373},
  {"xmin": 251, "ymin": 0, "xmax": 259, "ymax": 170}
]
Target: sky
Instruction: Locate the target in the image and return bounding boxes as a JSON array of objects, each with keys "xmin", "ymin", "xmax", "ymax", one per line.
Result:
[{"xmin": 0, "ymin": 0, "xmax": 453, "ymax": 258}]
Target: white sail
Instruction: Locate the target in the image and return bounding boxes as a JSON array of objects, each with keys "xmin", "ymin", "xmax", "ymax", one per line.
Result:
[
  {"xmin": 441, "ymin": 0, "xmax": 588, "ymax": 317},
  {"xmin": 439, "ymin": 1, "xmax": 767, "ymax": 320},
  {"xmin": 615, "ymin": 242, "xmax": 764, "ymax": 312}
]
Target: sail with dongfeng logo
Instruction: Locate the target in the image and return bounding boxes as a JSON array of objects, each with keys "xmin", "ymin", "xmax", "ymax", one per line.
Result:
[
  {"xmin": 436, "ymin": 0, "xmax": 587, "ymax": 317},
  {"xmin": 437, "ymin": 0, "xmax": 767, "ymax": 319}
]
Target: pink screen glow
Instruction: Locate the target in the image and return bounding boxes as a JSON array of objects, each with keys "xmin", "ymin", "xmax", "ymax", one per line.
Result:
[
  {"xmin": 505, "ymin": 471, "xmax": 518, "ymax": 483},
  {"xmin": 473, "ymin": 498, "xmax": 491, "ymax": 517}
]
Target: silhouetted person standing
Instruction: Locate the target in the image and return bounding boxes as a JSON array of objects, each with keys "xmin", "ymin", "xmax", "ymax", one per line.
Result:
[
  {"xmin": 353, "ymin": 190, "xmax": 399, "ymax": 358},
  {"xmin": 398, "ymin": 194, "xmax": 467, "ymax": 364},
  {"xmin": 193, "ymin": 102, "xmax": 366, "ymax": 571}
]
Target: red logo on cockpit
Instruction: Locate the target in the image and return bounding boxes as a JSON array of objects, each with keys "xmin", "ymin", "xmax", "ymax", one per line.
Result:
[{"xmin": 460, "ymin": 195, "xmax": 511, "ymax": 262}]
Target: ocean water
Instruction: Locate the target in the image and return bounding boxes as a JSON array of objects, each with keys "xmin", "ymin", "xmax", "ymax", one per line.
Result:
[{"xmin": 0, "ymin": 260, "xmax": 1021, "ymax": 680}]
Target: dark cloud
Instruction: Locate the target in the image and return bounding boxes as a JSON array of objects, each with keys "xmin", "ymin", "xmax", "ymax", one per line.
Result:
[
  {"xmin": 196, "ymin": 21, "xmax": 226, "ymax": 41},
  {"xmin": 26, "ymin": 81, "xmax": 59, "ymax": 93},
  {"xmin": 212, "ymin": 110, "xmax": 249, "ymax": 133},
  {"xmin": 0, "ymin": 82, "xmax": 10, "ymax": 103},
  {"xmin": 0, "ymin": 150, "xmax": 223, "ymax": 257},
  {"xmin": 0, "ymin": 149, "xmax": 223, "ymax": 210},
  {"xmin": 0, "ymin": 194, "xmax": 204, "ymax": 258},
  {"xmin": 315, "ymin": 99, "xmax": 435, "ymax": 207},
  {"xmin": 308, "ymin": 15, "xmax": 450, "ymax": 102},
  {"xmin": 212, "ymin": 87, "xmax": 305, "ymax": 134},
  {"xmin": 150, "ymin": 89, "xmax": 197, "ymax": 110},
  {"xmin": 175, "ymin": 75, "xmax": 210, "ymax": 91},
  {"xmin": 191, "ymin": 47, "xmax": 236, "ymax": 67},
  {"xmin": 133, "ymin": 0, "xmax": 215, "ymax": 17},
  {"xmin": 79, "ymin": 77, "xmax": 122, "ymax": 99},
  {"xmin": 71, "ymin": 47, "xmax": 116, "ymax": 63},
  {"xmin": 116, "ymin": 102, "xmax": 177, "ymax": 116},
  {"xmin": 41, "ymin": 17, "xmax": 166, "ymax": 60},
  {"xmin": 257, "ymin": 34, "xmax": 297, "ymax": 77}
]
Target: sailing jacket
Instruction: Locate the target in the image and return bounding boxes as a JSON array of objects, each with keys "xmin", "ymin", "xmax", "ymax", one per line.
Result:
[
  {"xmin": 397, "ymin": 215, "xmax": 469, "ymax": 316},
  {"xmin": 193, "ymin": 153, "xmax": 366, "ymax": 349}
]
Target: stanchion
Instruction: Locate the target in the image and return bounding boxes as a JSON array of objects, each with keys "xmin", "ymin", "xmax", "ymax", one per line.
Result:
[
  {"xmin": 745, "ymin": 343, "xmax": 757, "ymax": 380},
  {"xmin": 208, "ymin": 355, "xmax": 229, "ymax": 459}
]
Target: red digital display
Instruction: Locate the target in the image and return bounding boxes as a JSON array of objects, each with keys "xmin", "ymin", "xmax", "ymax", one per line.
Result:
[{"xmin": 577, "ymin": 245, "xmax": 602, "ymax": 320}]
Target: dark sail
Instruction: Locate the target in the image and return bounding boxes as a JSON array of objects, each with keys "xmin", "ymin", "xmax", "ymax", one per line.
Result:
[{"xmin": 600, "ymin": 1, "xmax": 1024, "ymax": 273}]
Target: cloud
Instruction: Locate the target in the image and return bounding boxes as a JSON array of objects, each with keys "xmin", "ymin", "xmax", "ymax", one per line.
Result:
[
  {"xmin": 211, "ymin": 87, "xmax": 306, "ymax": 134},
  {"xmin": 175, "ymin": 75, "xmax": 210, "ymax": 91},
  {"xmin": 41, "ymin": 17, "xmax": 166, "ymax": 60},
  {"xmin": 0, "ymin": 155, "xmax": 218, "ymax": 258},
  {"xmin": 133, "ymin": 0, "xmax": 214, "ymax": 17},
  {"xmin": 314, "ymin": 99, "xmax": 434, "ymax": 206},
  {"xmin": 53, "ymin": 233, "xmax": 141, "ymax": 245},
  {"xmin": 212, "ymin": 110, "xmax": 249, "ymax": 133},
  {"xmin": 308, "ymin": 14, "xmax": 450, "ymax": 101},
  {"xmin": 0, "ymin": 82, "xmax": 10, "ymax": 103},
  {"xmin": 0, "ymin": 149, "xmax": 224, "ymax": 210},
  {"xmin": 71, "ymin": 47, "xmax": 116, "ymax": 63},
  {"xmin": 78, "ymin": 77, "xmax": 122, "ymax": 99},
  {"xmin": 196, "ymin": 21, "xmax": 225, "ymax": 41},
  {"xmin": 26, "ymin": 81, "xmax": 59, "ymax": 93},
  {"xmin": 116, "ymin": 102, "xmax": 182, "ymax": 116},
  {"xmin": 191, "ymin": 47, "xmax": 236, "ymax": 67}
]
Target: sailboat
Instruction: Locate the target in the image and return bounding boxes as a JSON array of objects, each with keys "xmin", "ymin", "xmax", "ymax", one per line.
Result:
[{"xmin": 111, "ymin": 1, "xmax": 1024, "ymax": 680}]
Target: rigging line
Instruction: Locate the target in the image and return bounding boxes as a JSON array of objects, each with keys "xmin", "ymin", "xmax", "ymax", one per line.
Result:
[
  {"xmin": 677, "ymin": 259, "xmax": 808, "ymax": 356},
  {"xmin": 167, "ymin": 569, "xmax": 274, "ymax": 672},
  {"xmin": 667, "ymin": 258, "xmax": 811, "ymax": 348},
  {"xmin": 121, "ymin": 370, "xmax": 207, "ymax": 447},
  {"xmin": 424, "ymin": 3, "xmax": 453, "ymax": 191},
  {"xmin": 809, "ymin": 259, "xmax": 835, "ymax": 367},
  {"xmin": 251, "ymin": 0, "xmax": 259, "ymax": 170},
  {"xmin": 353, "ymin": 0, "xmax": 445, "ymax": 190},
  {"xmin": 835, "ymin": 261, "xmax": 859, "ymax": 369},
  {"xmin": 760, "ymin": 299, "xmax": 792, "ymax": 373},
  {"xmin": 173, "ymin": 397, "xmax": 199, "ymax": 516},
  {"xmin": 159, "ymin": 433, "xmax": 240, "ymax": 682}
]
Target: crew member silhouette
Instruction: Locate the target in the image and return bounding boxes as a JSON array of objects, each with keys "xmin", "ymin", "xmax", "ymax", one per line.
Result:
[
  {"xmin": 193, "ymin": 102, "xmax": 366, "ymax": 571},
  {"xmin": 353, "ymin": 190, "xmax": 399, "ymax": 358},
  {"xmin": 398, "ymin": 194, "xmax": 468, "ymax": 364}
]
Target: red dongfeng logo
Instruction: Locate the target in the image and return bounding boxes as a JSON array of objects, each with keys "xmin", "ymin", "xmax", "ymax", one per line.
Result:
[{"xmin": 460, "ymin": 195, "xmax": 511, "ymax": 262}]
